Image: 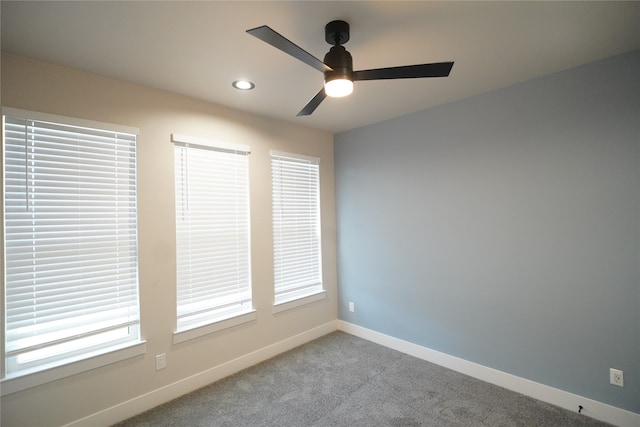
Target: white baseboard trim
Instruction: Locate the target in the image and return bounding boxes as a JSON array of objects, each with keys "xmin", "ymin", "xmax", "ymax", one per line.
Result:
[
  {"xmin": 337, "ymin": 320, "xmax": 639, "ymax": 427},
  {"xmin": 65, "ymin": 320, "xmax": 338, "ymax": 427}
]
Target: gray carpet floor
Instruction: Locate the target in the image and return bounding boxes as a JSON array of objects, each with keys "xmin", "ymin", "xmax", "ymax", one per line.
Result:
[{"xmin": 114, "ymin": 331, "xmax": 611, "ymax": 426}]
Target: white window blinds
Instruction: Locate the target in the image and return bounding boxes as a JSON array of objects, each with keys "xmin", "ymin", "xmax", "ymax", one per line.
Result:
[
  {"xmin": 2, "ymin": 109, "xmax": 141, "ymax": 377},
  {"xmin": 173, "ymin": 134, "xmax": 252, "ymax": 332},
  {"xmin": 271, "ymin": 151, "xmax": 323, "ymax": 305}
]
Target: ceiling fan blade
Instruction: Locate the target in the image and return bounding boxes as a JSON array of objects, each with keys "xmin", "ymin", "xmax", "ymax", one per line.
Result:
[
  {"xmin": 247, "ymin": 25, "xmax": 332, "ymax": 73},
  {"xmin": 297, "ymin": 88, "xmax": 327, "ymax": 116},
  {"xmin": 353, "ymin": 62, "xmax": 454, "ymax": 81}
]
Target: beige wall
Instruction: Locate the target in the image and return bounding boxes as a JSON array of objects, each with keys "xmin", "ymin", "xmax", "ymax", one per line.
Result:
[{"xmin": 0, "ymin": 53, "xmax": 337, "ymax": 426}]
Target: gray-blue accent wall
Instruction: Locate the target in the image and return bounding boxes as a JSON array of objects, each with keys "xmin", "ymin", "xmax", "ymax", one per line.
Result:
[{"xmin": 335, "ymin": 50, "xmax": 640, "ymax": 413}]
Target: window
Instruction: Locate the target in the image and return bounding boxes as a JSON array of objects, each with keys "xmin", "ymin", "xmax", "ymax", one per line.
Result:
[
  {"xmin": 172, "ymin": 134, "xmax": 252, "ymax": 337},
  {"xmin": 271, "ymin": 151, "xmax": 323, "ymax": 308},
  {"xmin": 2, "ymin": 108, "xmax": 141, "ymax": 379}
]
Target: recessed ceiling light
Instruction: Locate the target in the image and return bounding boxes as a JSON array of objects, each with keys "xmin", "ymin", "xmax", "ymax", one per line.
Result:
[{"xmin": 232, "ymin": 80, "xmax": 255, "ymax": 90}]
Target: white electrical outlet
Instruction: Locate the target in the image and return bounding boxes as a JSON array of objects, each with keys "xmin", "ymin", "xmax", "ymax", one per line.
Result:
[
  {"xmin": 610, "ymin": 368, "xmax": 623, "ymax": 387},
  {"xmin": 156, "ymin": 353, "xmax": 167, "ymax": 371},
  {"xmin": 348, "ymin": 301, "xmax": 355, "ymax": 312}
]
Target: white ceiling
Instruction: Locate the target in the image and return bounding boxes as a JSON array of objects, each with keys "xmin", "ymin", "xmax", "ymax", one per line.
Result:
[{"xmin": 2, "ymin": 1, "xmax": 639, "ymax": 134}]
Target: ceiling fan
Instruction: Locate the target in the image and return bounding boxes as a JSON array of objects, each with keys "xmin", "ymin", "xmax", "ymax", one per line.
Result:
[{"xmin": 247, "ymin": 20, "xmax": 454, "ymax": 116}]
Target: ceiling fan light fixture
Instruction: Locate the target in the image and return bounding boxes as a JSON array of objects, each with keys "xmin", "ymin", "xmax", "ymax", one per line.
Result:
[
  {"xmin": 324, "ymin": 78, "xmax": 353, "ymax": 97},
  {"xmin": 323, "ymin": 43, "xmax": 354, "ymax": 98}
]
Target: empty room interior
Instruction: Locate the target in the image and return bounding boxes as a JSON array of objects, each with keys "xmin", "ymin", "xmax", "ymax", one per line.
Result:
[{"xmin": 1, "ymin": 1, "xmax": 639, "ymax": 426}]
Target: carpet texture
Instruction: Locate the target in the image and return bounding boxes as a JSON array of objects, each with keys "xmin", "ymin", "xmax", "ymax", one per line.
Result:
[{"xmin": 114, "ymin": 331, "xmax": 611, "ymax": 426}]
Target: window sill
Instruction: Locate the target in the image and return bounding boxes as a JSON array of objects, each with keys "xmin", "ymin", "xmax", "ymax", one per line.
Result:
[
  {"xmin": 1, "ymin": 340, "xmax": 146, "ymax": 396},
  {"xmin": 173, "ymin": 309, "xmax": 257, "ymax": 344},
  {"xmin": 273, "ymin": 290, "xmax": 327, "ymax": 314}
]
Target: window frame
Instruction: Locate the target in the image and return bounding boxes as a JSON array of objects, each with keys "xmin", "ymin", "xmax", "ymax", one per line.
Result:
[
  {"xmin": 1, "ymin": 107, "xmax": 145, "ymax": 395},
  {"xmin": 171, "ymin": 134, "xmax": 255, "ymax": 343},
  {"xmin": 270, "ymin": 150, "xmax": 325, "ymax": 312}
]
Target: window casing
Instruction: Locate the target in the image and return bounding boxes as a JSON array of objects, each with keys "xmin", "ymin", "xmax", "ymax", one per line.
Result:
[
  {"xmin": 2, "ymin": 108, "xmax": 141, "ymax": 378},
  {"xmin": 271, "ymin": 151, "xmax": 323, "ymax": 306},
  {"xmin": 172, "ymin": 134, "xmax": 252, "ymax": 334}
]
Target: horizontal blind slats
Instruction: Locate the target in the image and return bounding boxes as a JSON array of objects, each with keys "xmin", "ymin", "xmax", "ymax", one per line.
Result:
[
  {"xmin": 3, "ymin": 112, "xmax": 141, "ymax": 375},
  {"xmin": 174, "ymin": 143, "xmax": 252, "ymax": 330},
  {"xmin": 271, "ymin": 153, "xmax": 323, "ymax": 304}
]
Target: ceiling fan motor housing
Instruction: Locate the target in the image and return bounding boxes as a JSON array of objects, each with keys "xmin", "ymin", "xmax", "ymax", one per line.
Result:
[{"xmin": 324, "ymin": 45, "xmax": 353, "ymax": 83}]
